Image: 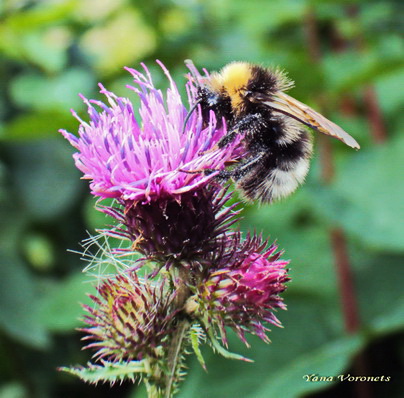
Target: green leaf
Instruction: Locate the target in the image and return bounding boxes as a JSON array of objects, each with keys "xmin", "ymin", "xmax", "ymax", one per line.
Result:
[
  {"xmin": 37, "ymin": 272, "xmax": 95, "ymax": 332},
  {"xmin": 206, "ymin": 328, "xmax": 252, "ymax": 363},
  {"xmin": 179, "ymin": 322, "xmax": 364, "ymax": 398},
  {"xmin": 375, "ymin": 69, "xmax": 404, "ymax": 116},
  {"xmin": 0, "ymin": 198, "xmax": 49, "ymax": 348},
  {"xmin": 178, "ymin": 289, "xmax": 359, "ymax": 398},
  {"xmin": 223, "ymin": 0, "xmax": 306, "ymax": 33},
  {"xmin": 0, "ymin": 1, "xmax": 77, "ymax": 64},
  {"xmin": 10, "ymin": 68, "xmax": 95, "ymax": 112},
  {"xmin": 371, "ymin": 297, "xmax": 404, "ymax": 336},
  {"xmin": 322, "ymin": 51, "xmax": 404, "ymax": 95},
  {"xmin": 6, "ymin": 138, "xmax": 83, "ymax": 221},
  {"xmin": 60, "ymin": 360, "xmax": 147, "ymax": 385},
  {"xmin": 253, "ymin": 335, "xmax": 364, "ymax": 398},
  {"xmin": 2, "ymin": 1, "xmax": 76, "ymax": 30},
  {"xmin": 0, "ymin": 382, "xmax": 27, "ymax": 398},
  {"xmin": 2, "ymin": 111, "xmax": 76, "ymax": 141},
  {"xmin": 79, "ymin": 9, "xmax": 156, "ymax": 76},
  {"xmin": 354, "ymin": 254, "xmax": 404, "ymax": 334},
  {"xmin": 0, "ymin": 250, "xmax": 49, "ymax": 348},
  {"xmin": 241, "ymin": 189, "xmax": 338, "ymax": 297},
  {"xmin": 313, "ymin": 137, "xmax": 404, "ymax": 252},
  {"xmin": 17, "ymin": 29, "xmax": 68, "ymax": 72},
  {"xmin": 190, "ymin": 324, "xmax": 206, "ymax": 370}
]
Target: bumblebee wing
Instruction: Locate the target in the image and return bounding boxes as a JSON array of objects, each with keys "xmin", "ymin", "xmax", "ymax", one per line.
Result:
[{"xmin": 259, "ymin": 91, "xmax": 360, "ymax": 149}]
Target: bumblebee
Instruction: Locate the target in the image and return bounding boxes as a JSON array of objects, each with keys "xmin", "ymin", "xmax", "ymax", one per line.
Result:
[{"xmin": 185, "ymin": 61, "xmax": 360, "ymax": 203}]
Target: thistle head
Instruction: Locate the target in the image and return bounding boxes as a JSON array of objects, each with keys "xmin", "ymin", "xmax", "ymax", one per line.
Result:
[
  {"xmin": 60, "ymin": 61, "xmax": 244, "ymax": 265},
  {"xmin": 188, "ymin": 235, "xmax": 290, "ymax": 345},
  {"xmin": 60, "ymin": 61, "xmax": 243, "ymax": 203},
  {"xmin": 81, "ymin": 272, "xmax": 176, "ymax": 362}
]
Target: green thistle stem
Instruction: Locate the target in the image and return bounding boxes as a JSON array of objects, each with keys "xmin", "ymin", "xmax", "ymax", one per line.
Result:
[
  {"xmin": 163, "ymin": 265, "xmax": 193, "ymax": 398},
  {"xmin": 165, "ymin": 319, "xmax": 190, "ymax": 398}
]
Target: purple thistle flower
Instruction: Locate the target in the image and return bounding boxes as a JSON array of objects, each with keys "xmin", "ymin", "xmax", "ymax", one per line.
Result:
[
  {"xmin": 60, "ymin": 61, "xmax": 242, "ymax": 203},
  {"xmin": 81, "ymin": 272, "xmax": 177, "ymax": 362},
  {"xmin": 60, "ymin": 61, "xmax": 246, "ymax": 264},
  {"xmin": 188, "ymin": 235, "xmax": 290, "ymax": 346}
]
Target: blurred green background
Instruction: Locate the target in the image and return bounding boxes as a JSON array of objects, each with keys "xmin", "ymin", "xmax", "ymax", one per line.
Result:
[{"xmin": 0, "ymin": 0, "xmax": 403, "ymax": 397}]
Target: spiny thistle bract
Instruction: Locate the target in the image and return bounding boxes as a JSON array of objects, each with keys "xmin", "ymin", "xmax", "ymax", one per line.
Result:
[{"xmin": 60, "ymin": 61, "xmax": 290, "ymax": 397}]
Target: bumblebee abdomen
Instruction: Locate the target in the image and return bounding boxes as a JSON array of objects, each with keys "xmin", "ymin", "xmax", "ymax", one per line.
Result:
[
  {"xmin": 238, "ymin": 155, "xmax": 310, "ymax": 203},
  {"xmin": 237, "ymin": 129, "xmax": 312, "ymax": 203}
]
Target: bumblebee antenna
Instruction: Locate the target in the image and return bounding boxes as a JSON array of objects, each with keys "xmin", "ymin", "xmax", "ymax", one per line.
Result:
[
  {"xmin": 182, "ymin": 60, "xmax": 205, "ymax": 134},
  {"xmin": 182, "ymin": 98, "xmax": 202, "ymax": 134}
]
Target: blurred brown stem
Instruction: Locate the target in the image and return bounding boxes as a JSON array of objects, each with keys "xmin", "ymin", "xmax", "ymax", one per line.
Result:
[
  {"xmin": 346, "ymin": 5, "xmax": 388, "ymax": 144},
  {"xmin": 330, "ymin": 228, "xmax": 360, "ymax": 333},
  {"xmin": 363, "ymin": 85, "xmax": 388, "ymax": 144},
  {"xmin": 304, "ymin": 9, "xmax": 370, "ymax": 398},
  {"xmin": 304, "ymin": 7, "xmax": 361, "ymax": 335}
]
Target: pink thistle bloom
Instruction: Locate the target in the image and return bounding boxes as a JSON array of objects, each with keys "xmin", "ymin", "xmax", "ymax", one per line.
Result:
[
  {"xmin": 191, "ymin": 236, "xmax": 290, "ymax": 345},
  {"xmin": 60, "ymin": 61, "xmax": 242, "ymax": 203}
]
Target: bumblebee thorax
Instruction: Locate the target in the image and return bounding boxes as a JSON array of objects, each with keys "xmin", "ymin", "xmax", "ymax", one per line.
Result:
[{"xmin": 209, "ymin": 62, "xmax": 252, "ymax": 113}]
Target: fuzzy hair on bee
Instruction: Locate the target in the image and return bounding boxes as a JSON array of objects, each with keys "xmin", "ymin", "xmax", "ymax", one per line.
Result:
[{"xmin": 185, "ymin": 61, "xmax": 360, "ymax": 203}]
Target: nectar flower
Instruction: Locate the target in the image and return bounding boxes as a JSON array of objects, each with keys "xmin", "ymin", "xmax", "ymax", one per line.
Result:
[
  {"xmin": 189, "ymin": 236, "xmax": 290, "ymax": 345},
  {"xmin": 61, "ymin": 61, "xmax": 244, "ymax": 264},
  {"xmin": 60, "ymin": 61, "xmax": 242, "ymax": 203},
  {"xmin": 82, "ymin": 272, "xmax": 176, "ymax": 362}
]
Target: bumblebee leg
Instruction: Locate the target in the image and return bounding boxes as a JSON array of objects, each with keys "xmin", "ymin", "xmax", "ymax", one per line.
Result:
[
  {"xmin": 198, "ymin": 114, "xmax": 263, "ymax": 155},
  {"xmin": 196, "ymin": 129, "xmax": 239, "ymax": 155},
  {"xmin": 217, "ymin": 113, "xmax": 263, "ymax": 148},
  {"xmin": 216, "ymin": 151, "xmax": 266, "ymax": 182},
  {"xmin": 181, "ymin": 151, "xmax": 265, "ymax": 184},
  {"xmin": 179, "ymin": 167, "xmax": 221, "ymax": 175},
  {"xmin": 179, "ymin": 168, "xmax": 205, "ymax": 174}
]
